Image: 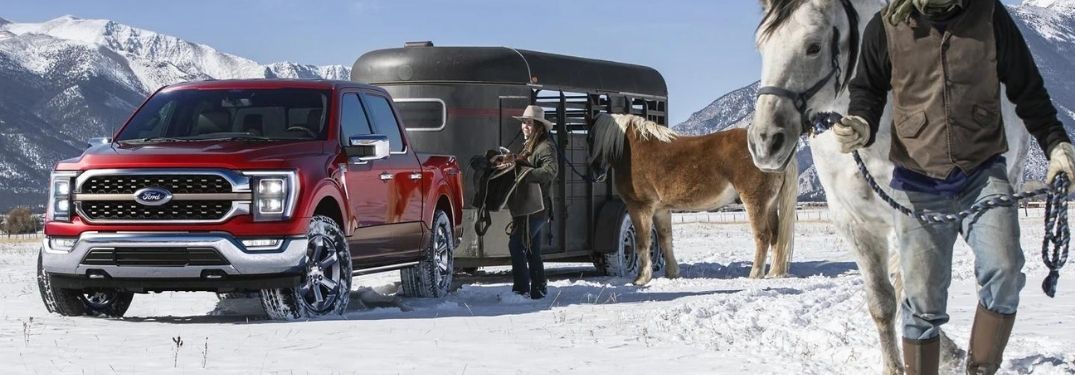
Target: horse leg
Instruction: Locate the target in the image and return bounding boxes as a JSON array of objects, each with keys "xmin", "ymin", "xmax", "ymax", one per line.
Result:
[
  {"xmin": 628, "ymin": 205, "xmax": 656, "ymax": 286},
  {"xmin": 835, "ymin": 216, "xmax": 902, "ymax": 375},
  {"xmin": 741, "ymin": 195, "xmax": 772, "ymax": 279},
  {"xmin": 653, "ymin": 208, "xmax": 678, "ymax": 279}
]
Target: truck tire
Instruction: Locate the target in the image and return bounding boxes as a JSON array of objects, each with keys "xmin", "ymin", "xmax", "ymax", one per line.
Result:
[
  {"xmin": 401, "ymin": 210, "xmax": 454, "ymax": 298},
  {"xmin": 37, "ymin": 251, "xmax": 134, "ymax": 318},
  {"xmin": 593, "ymin": 213, "xmax": 664, "ymax": 277},
  {"xmin": 260, "ymin": 216, "xmax": 352, "ymax": 320}
]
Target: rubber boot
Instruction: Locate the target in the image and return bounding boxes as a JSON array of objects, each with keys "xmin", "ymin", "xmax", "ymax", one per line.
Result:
[
  {"xmin": 965, "ymin": 304, "xmax": 1016, "ymax": 375},
  {"xmin": 903, "ymin": 336, "xmax": 940, "ymax": 375}
]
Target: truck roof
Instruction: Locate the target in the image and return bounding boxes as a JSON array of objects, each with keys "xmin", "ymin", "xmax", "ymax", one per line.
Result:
[{"xmin": 161, "ymin": 79, "xmax": 378, "ymax": 92}]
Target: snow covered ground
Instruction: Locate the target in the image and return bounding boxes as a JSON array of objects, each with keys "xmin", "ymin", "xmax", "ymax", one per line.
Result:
[{"xmin": 1, "ymin": 212, "xmax": 1073, "ymax": 374}]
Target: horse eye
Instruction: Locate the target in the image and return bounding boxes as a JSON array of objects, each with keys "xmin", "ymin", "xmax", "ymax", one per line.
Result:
[{"xmin": 806, "ymin": 44, "xmax": 821, "ymax": 55}]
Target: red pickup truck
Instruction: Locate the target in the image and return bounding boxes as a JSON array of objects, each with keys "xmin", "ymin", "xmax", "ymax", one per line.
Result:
[{"xmin": 37, "ymin": 79, "xmax": 464, "ymax": 319}]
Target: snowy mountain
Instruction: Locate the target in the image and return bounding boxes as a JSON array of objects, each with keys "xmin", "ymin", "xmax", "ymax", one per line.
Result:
[
  {"xmin": 675, "ymin": 0, "xmax": 1075, "ymax": 201},
  {"xmin": 676, "ymin": 82, "xmax": 758, "ymax": 136},
  {"xmin": 0, "ymin": 16, "xmax": 350, "ymax": 211}
]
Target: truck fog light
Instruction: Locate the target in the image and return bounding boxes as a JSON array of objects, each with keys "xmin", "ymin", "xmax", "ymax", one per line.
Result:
[
  {"xmin": 49, "ymin": 237, "xmax": 77, "ymax": 252},
  {"xmin": 57, "ymin": 199, "xmax": 70, "ymax": 212},
  {"xmin": 241, "ymin": 239, "xmax": 281, "ymax": 249}
]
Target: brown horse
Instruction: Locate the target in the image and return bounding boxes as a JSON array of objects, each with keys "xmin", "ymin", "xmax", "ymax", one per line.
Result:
[{"xmin": 589, "ymin": 113, "xmax": 798, "ymax": 285}]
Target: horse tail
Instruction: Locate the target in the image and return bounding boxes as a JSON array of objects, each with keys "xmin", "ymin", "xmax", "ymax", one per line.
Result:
[{"xmin": 773, "ymin": 155, "xmax": 798, "ymax": 274}]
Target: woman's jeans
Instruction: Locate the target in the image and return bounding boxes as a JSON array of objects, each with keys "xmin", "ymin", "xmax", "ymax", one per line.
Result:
[
  {"xmin": 509, "ymin": 212, "xmax": 548, "ymax": 298},
  {"xmin": 894, "ymin": 162, "xmax": 1025, "ymax": 341}
]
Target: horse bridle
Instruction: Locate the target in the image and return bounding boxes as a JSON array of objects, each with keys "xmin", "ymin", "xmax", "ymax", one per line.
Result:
[{"xmin": 756, "ymin": 0, "xmax": 859, "ymax": 137}]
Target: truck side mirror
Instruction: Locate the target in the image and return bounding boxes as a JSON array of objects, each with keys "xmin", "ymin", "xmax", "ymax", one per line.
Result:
[
  {"xmin": 345, "ymin": 134, "xmax": 390, "ymax": 162},
  {"xmin": 86, "ymin": 137, "xmax": 111, "ymax": 148}
]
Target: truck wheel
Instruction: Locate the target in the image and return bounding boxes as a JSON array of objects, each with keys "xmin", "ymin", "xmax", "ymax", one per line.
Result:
[
  {"xmin": 593, "ymin": 213, "xmax": 664, "ymax": 277},
  {"xmin": 37, "ymin": 251, "xmax": 134, "ymax": 317},
  {"xmin": 260, "ymin": 216, "xmax": 352, "ymax": 320},
  {"xmin": 401, "ymin": 210, "xmax": 454, "ymax": 297}
]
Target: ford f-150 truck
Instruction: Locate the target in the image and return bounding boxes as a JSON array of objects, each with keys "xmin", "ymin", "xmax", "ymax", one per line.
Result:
[{"xmin": 37, "ymin": 79, "xmax": 464, "ymax": 319}]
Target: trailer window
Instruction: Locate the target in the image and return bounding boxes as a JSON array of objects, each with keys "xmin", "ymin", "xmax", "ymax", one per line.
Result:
[{"xmin": 394, "ymin": 99, "xmax": 445, "ymax": 131}]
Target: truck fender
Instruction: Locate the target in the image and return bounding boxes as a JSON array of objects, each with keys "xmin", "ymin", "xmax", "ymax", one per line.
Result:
[{"xmin": 302, "ymin": 180, "xmax": 348, "ymax": 233}]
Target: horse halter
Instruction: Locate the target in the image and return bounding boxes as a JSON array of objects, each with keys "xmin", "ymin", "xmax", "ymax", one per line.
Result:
[{"xmin": 756, "ymin": 0, "xmax": 859, "ymax": 136}]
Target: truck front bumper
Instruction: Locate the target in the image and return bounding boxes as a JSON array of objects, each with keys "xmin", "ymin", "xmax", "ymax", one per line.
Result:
[{"xmin": 41, "ymin": 232, "xmax": 309, "ymax": 291}]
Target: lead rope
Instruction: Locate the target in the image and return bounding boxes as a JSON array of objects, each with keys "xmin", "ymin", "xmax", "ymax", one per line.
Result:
[
  {"xmin": 547, "ymin": 132, "xmax": 605, "ymax": 183},
  {"xmin": 474, "ymin": 177, "xmax": 493, "ymax": 255},
  {"xmin": 812, "ymin": 112, "xmax": 1070, "ymax": 297}
]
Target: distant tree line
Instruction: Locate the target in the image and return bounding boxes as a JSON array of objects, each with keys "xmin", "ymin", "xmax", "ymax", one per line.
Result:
[{"xmin": 2, "ymin": 207, "xmax": 41, "ymax": 236}]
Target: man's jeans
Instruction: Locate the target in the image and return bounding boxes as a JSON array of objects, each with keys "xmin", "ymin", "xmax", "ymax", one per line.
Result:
[{"xmin": 894, "ymin": 161, "xmax": 1026, "ymax": 340}]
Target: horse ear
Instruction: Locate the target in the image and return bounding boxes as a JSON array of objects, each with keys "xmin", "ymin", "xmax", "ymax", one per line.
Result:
[{"xmin": 759, "ymin": 0, "xmax": 771, "ymax": 11}]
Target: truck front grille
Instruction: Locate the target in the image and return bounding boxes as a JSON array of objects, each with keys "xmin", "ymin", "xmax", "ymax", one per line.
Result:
[
  {"xmin": 82, "ymin": 175, "xmax": 232, "ymax": 194},
  {"xmin": 80, "ymin": 201, "xmax": 232, "ymax": 221},
  {"xmin": 82, "ymin": 247, "xmax": 229, "ymax": 267}
]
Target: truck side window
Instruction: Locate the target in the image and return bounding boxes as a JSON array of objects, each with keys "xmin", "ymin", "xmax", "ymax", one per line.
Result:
[
  {"xmin": 361, "ymin": 93, "xmax": 406, "ymax": 152},
  {"xmin": 340, "ymin": 93, "xmax": 373, "ymax": 144}
]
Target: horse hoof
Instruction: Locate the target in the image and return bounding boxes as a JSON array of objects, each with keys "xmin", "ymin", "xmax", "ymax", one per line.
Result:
[
  {"xmin": 632, "ymin": 277, "xmax": 651, "ymax": 286},
  {"xmin": 665, "ymin": 270, "xmax": 681, "ymax": 279}
]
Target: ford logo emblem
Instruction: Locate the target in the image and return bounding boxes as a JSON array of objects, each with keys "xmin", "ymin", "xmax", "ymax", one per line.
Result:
[{"xmin": 134, "ymin": 187, "xmax": 173, "ymax": 206}]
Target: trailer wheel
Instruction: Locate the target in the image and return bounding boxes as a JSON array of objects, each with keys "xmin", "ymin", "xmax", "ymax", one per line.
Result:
[
  {"xmin": 401, "ymin": 210, "xmax": 454, "ymax": 297},
  {"xmin": 594, "ymin": 213, "xmax": 664, "ymax": 277},
  {"xmin": 260, "ymin": 215, "xmax": 352, "ymax": 320},
  {"xmin": 37, "ymin": 251, "xmax": 134, "ymax": 318}
]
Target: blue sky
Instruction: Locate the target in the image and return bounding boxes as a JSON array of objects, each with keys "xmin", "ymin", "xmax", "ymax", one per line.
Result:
[{"xmin": 5, "ymin": 0, "xmax": 1025, "ymax": 125}]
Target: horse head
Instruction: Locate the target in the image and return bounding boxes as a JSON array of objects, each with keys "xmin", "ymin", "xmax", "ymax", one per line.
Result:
[
  {"xmin": 749, "ymin": 0, "xmax": 865, "ymax": 172},
  {"xmin": 588, "ymin": 113, "xmax": 619, "ymax": 181}
]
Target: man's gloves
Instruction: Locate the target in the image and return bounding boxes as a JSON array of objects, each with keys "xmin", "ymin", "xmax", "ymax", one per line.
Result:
[
  {"xmin": 1046, "ymin": 142, "xmax": 1075, "ymax": 183},
  {"xmin": 833, "ymin": 115, "xmax": 870, "ymax": 154}
]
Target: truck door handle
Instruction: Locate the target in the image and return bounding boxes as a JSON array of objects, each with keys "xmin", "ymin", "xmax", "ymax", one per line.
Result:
[
  {"xmin": 379, "ymin": 172, "xmax": 393, "ymax": 181},
  {"xmin": 410, "ymin": 172, "xmax": 422, "ymax": 180}
]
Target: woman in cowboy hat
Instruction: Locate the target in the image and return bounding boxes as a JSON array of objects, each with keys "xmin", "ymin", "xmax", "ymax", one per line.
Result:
[{"xmin": 494, "ymin": 105, "xmax": 559, "ymax": 299}]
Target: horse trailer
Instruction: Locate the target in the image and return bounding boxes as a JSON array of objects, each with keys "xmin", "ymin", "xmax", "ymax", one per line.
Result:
[{"xmin": 351, "ymin": 42, "xmax": 669, "ymax": 276}]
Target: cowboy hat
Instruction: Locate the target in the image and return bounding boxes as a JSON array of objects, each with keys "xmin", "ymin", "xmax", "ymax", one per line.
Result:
[{"xmin": 513, "ymin": 105, "xmax": 554, "ymax": 130}]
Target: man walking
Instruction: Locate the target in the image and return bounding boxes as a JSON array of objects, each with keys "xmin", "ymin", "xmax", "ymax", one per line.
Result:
[{"xmin": 835, "ymin": 0, "xmax": 1075, "ymax": 374}]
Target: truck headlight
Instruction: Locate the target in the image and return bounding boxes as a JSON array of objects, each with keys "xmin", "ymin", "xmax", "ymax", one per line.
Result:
[
  {"xmin": 47, "ymin": 171, "xmax": 77, "ymax": 222},
  {"xmin": 244, "ymin": 171, "xmax": 298, "ymax": 221}
]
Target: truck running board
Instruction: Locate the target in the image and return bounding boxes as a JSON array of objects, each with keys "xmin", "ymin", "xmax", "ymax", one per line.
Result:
[{"xmin": 352, "ymin": 261, "xmax": 420, "ymax": 276}]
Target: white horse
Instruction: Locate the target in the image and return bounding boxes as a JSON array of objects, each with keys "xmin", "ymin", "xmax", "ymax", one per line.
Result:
[{"xmin": 748, "ymin": 0, "xmax": 1031, "ymax": 373}]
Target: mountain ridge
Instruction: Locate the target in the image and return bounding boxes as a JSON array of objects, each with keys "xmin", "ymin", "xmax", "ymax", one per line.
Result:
[{"xmin": 0, "ymin": 15, "xmax": 350, "ymax": 210}]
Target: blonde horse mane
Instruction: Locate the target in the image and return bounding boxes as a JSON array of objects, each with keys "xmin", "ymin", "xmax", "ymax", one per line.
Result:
[{"xmin": 591, "ymin": 113, "xmax": 677, "ymax": 164}]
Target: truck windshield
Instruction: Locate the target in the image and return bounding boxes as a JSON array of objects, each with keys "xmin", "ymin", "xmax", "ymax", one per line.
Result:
[{"xmin": 116, "ymin": 88, "xmax": 330, "ymax": 143}]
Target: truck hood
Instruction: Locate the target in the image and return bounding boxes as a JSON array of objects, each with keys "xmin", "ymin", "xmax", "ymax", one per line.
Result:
[{"xmin": 55, "ymin": 141, "xmax": 328, "ymax": 171}]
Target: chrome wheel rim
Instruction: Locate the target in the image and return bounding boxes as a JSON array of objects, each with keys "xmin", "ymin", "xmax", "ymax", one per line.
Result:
[
  {"xmin": 649, "ymin": 227, "xmax": 665, "ymax": 272},
  {"xmin": 619, "ymin": 216, "xmax": 639, "ymax": 275},
  {"xmin": 433, "ymin": 222, "xmax": 453, "ymax": 292},
  {"xmin": 299, "ymin": 233, "xmax": 344, "ymax": 313},
  {"xmin": 81, "ymin": 291, "xmax": 114, "ymax": 309}
]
